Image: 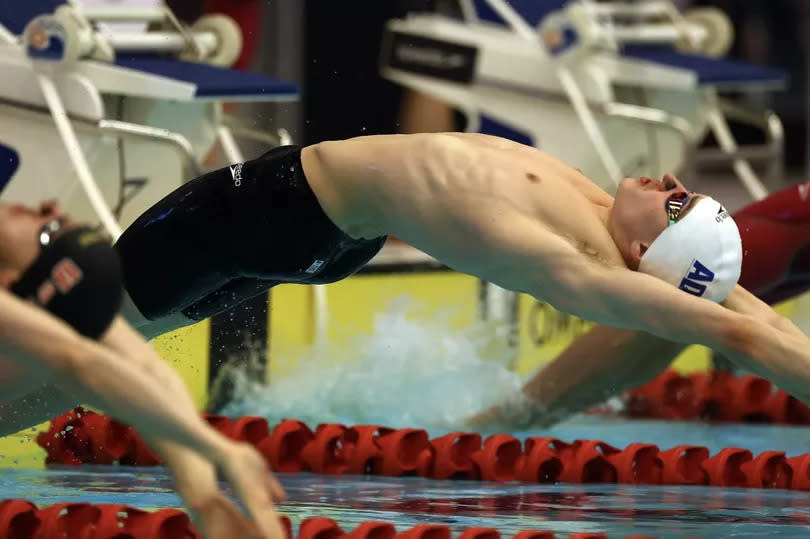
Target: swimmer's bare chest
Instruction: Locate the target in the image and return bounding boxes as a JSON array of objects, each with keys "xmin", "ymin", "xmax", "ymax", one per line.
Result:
[{"xmin": 305, "ymin": 134, "xmax": 624, "ymax": 282}]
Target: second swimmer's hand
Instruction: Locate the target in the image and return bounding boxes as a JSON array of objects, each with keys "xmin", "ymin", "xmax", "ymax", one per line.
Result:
[
  {"xmin": 465, "ymin": 398, "xmax": 558, "ymax": 431},
  {"xmin": 187, "ymin": 489, "xmax": 265, "ymax": 539},
  {"xmin": 465, "ymin": 405, "xmax": 506, "ymax": 429},
  {"xmin": 218, "ymin": 442, "xmax": 287, "ymax": 539},
  {"xmin": 465, "ymin": 404, "xmax": 536, "ymax": 432}
]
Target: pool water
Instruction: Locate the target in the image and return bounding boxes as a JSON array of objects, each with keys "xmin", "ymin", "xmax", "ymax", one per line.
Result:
[
  {"xmin": 5, "ymin": 417, "xmax": 810, "ymax": 539},
  {"xmin": 3, "ymin": 467, "xmax": 810, "ymax": 539}
]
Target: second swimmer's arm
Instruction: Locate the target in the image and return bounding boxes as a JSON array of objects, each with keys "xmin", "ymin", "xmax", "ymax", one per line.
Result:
[
  {"xmin": 0, "ymin": 289, "xmax": 233, "ymax": 464},
  {"xmin": 99, "ymin": 318, "xmax": 222, "ymax": 503},
  {"xmin": 518, "ymin": 325, "xmax": 683, "ymax": 425}
]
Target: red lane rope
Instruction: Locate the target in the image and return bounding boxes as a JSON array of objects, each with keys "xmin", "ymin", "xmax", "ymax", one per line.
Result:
[
  {"xmin": 0, "ymin": 501, "xmax": 700, "ymax": 539},
  {"xmin": 620, "ymin": 370, "xmax": 810, "ymax": 424},
  {"xmin": 37, "ymin": 408, "xmax": 802, "ymax": 490}
]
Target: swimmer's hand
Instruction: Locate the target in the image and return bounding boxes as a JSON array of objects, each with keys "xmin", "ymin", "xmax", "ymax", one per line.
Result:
[
  {"xmin": 466, "ymin": 393, "xmax": 580, "ymax": 431},
  {"xmin": 217, "ymin": 442, "xmax": 287, "ymax": 539},
  {"xmin": 187, "ymin": 489, "xmax": 265, "ymax": 539},
  {"xmin": 465, "ymin": 405, "xmax": 507, "ymax": 429},
  {"xmin": 465, "ymin": 397, "xmax": 545, "ymax": 431}
]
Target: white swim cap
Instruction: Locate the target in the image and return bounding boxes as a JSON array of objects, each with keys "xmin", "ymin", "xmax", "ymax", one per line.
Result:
[{"xmin": 638, "ymin": 197, "xmax": 742, "ymax": 303}]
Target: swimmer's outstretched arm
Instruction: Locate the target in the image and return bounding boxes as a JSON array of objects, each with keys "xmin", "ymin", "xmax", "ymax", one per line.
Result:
[
  {"xmin": 467, "ymin": 325, "xmax": 680, "ymax": 428},
  {"xmin": 519, "ymin": 326, "xmax": 681, "ymax": 425},
  {"xmin": 0, "ymin": 289, "xmax": 287, "ymax": 539},
  {"xmin": 550, "ymin": 262, "xmax": 810, "ymax": 404}
]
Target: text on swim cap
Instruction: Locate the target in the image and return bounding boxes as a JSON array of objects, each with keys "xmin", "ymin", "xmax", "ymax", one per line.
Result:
[
  {"xmin": 678, "ymin": 259, "xmax": 715, "ymax": 297},
  {"xmin": 36, "ymin": 258, "xmax": 84, "ymax": 306}
]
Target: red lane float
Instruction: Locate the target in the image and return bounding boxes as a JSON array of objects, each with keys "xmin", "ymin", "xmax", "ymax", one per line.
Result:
[
  {"xmin": 0, "ymin": 503, "xmax": 705, "ymax": 539},
  {"xmin": 622, "ymin": 370, "xmax": 810, "ymax": 424},
  {"xmin": 36, "ymin": 409, "xmax": 810, "ymax": 492},
  {"xmin": 0, "ymin": 500, "xmax": 197, "ymax": 539}
]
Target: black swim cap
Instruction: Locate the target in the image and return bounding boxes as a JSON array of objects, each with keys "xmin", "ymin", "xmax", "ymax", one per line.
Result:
[{"xmin": 11, "ymin": 224, "xmax": 123, "ymax": 339}]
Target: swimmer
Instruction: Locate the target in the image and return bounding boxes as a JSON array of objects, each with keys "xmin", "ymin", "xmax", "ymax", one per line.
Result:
[
  {"xmin": 110, "ymin": 133, "xmax": 810, "ymax": 412},
  {"xmin": 0, "ymin": 202, "xmax": 285, "ymax": 539},
  {"xmin": 473, "ymin": 181, "xmax": 810, "ymax": 428}
]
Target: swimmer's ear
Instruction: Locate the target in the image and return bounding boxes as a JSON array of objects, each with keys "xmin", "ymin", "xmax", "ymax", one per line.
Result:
[{"xmin": 628, "ymin": 240, "xmax": 648, "ymax": 269}]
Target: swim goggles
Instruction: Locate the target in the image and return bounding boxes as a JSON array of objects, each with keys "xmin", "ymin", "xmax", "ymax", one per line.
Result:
[
  {"xmin": 665, "ymin": 191, "xmax": 692, "ymax": 226},
  {"xmin": 38, "ymin": 218, "xmax": 64, "ymax": 248}
]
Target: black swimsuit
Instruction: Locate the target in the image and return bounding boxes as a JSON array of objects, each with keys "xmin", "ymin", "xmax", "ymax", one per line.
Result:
[{"xmin": 115, "ymin": 145, "xmax": 386, "ymax": 321}]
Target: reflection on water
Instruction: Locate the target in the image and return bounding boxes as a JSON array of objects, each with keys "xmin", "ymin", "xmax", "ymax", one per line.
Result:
[{"xmin": 3, "ymin": 468, "xmax": 810, "ymax": 538}]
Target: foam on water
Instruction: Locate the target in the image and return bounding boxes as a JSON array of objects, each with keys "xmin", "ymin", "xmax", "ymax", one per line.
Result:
[{"xmin": 221, "ymin": 298, "xmax": 524, "ymax": 430}]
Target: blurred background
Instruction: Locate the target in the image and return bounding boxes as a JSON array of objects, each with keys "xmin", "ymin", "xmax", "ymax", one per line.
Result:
[
  {"xmin": 171, "ymin": 1, "xmax": 810, "ymax": 166},
  {"xmin": 191, "ymin": 0, "xmax": 810, "ymax": 171}
]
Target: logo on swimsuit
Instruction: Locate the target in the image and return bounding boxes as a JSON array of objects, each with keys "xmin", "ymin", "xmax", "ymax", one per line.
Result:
[
  {"xmin": 229, "ymin": 163, "xmax": 244, "ymax": 187},
  {"xmin": 678, "ymin": 259, "xmax": 715, "ymax": 297},
  {"xmin": 305, "ymin": 259, "xmax": 324, "ymax": 274}
]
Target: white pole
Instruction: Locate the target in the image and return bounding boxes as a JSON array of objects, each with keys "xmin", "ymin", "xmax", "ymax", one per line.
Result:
[
  {"xmin": 707, "ymin": 107, "xmax": 769, "ymax": 201},
  {"xmin": 37, "ymin": 74, "xmax": 123, "ymax": 239},
  {"xmin": 557, "ymin": 67, "xmax": 622, "ymax": 184}
]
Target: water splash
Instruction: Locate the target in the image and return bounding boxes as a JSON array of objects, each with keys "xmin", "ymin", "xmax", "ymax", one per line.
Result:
[{"xmin": 221, "ymin": 297, "xmax": 523, "ymax": 431}]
